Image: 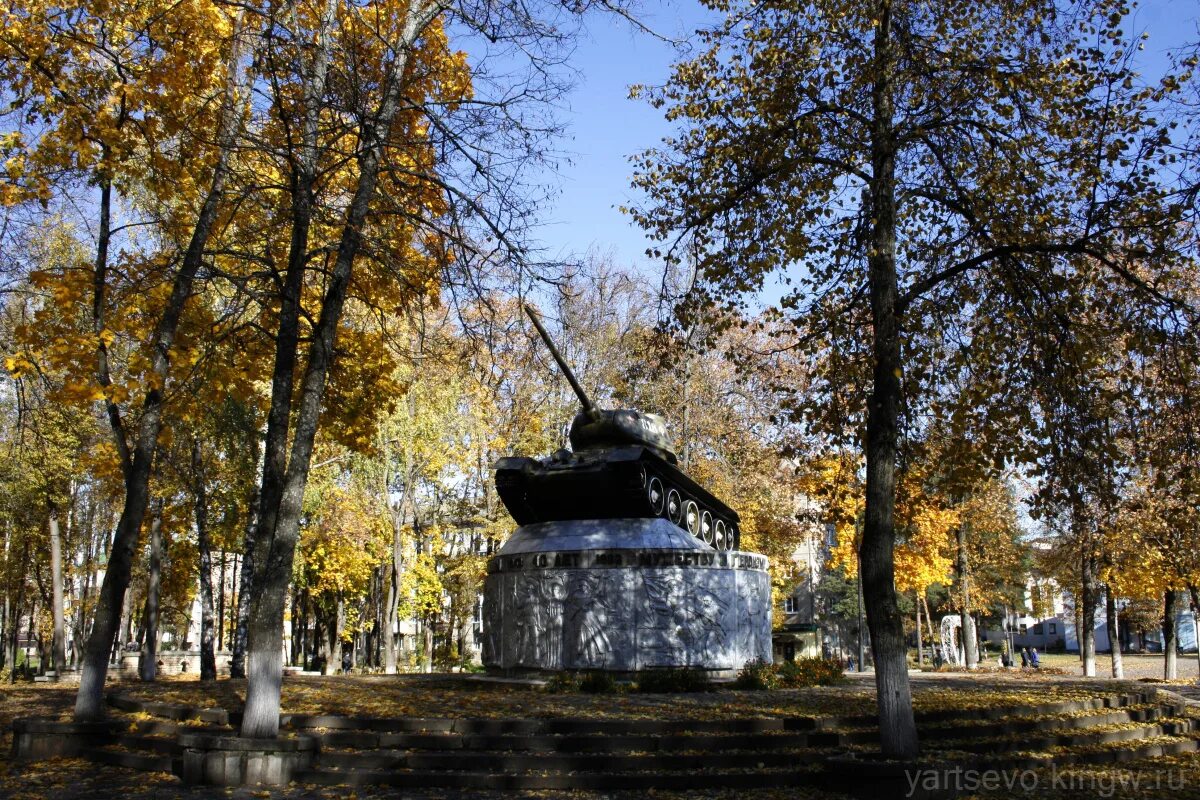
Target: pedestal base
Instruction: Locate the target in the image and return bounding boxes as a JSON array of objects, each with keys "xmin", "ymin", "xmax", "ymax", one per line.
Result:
[{"xmin": 482, "ymin": 519, "xmax": 771, "ymax": 673}]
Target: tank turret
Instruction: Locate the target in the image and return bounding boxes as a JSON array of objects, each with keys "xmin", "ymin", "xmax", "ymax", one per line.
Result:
[{"xmin": 494, "ymin": 305, "xmax": 740, "ymax": 550}]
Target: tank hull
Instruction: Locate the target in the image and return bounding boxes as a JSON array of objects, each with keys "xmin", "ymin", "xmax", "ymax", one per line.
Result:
[{"xmin": 495, "ymin": 446, "xmax": 741, "ymax": 551}]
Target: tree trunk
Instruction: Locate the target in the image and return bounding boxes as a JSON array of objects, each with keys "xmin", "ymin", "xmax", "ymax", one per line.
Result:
[
  {"xmin": 1080, "ymin": 604, "xmax": 1089, "ymax": 666},
  {"xmin": 229, "ymin": 487, "xmax": 258, "ymax": 678},
  {"xmin": 860, "ymin": 0, "xmax": 918, "ymax": 759},
  {"xmin": 238, "ymin": 0, "xmax": 337, "ymax": 729},
  {"xmin": 241, "ymin": 1, "xmax": 441, "ymax": 738},
  {"xmin": 74, "ymin": 15, "xmax": 251, "ymax": 720},
  {"xmin": 1105, "ymin": 584, "xmax": 1123, "ymax": 679},
  {"xmin": 1189, "ymin": 586, "xmax": 1200, "ymax": 681},
  {"xmin": 1164, "ymin": 588, "xmax": 1178, "ymax": 680},
  {"xmin": 422, "ymin": 617, "xmax": 434, "ymax": 673},
  {"xmin": 118, "ymin": 585, "xmax": 132, "ymax": 664},
  {"xmin": 194, "ymin": 441, "xmax": 217, "ymax": 681},
  {"xmin": 1190, "ymin": 585, "xmax": 1200, "ymax": 686},
  {"xmin": 8, "ymin": 539, "xmax": 29, "ymax": 682},
  {"xmin": 138, "ymin": 504, "xmax": 163, "ymax": 682},
  {"xmin": 294, "ymin": 588, "xmax": 308, "ymax": 668},
  {"xmin": 1081, "ymin": 554, "xmax": 1097, "ymax": 677},
  {"xmin": 335, "ymin": 598, "xmax": 346, "ymax": 672},
  {"xmin": 954, "ymin": 523, "xmax": 978, "ymax": 669},
  {"xmin": 48, "ymin": 505, "xmax": 66, "ymax": 673},
  {"xmin": 228, "ymin": 554, "xmax": 238, "ymax": 650},
  {"xmin": 921, "ymin": 595, "xmax": 936, "ymax": 664},
  {"xmin": 384, "ymin": 502, "xmax": 405, "ymax": 675},
  {"xmin": 27, "ymin": 603, "xmax": 40, "ymax": 675},
  {"xmin": 216, "ymin": 550, "xmax": 226, "ymax": 654},
  {"xmin": 914, "ymin": 591, "xmax": 923, "ymax": 666},
  {"xmin": 74, "ymin": 521, "xmax": 96, "ymax": 667},
  {"xmin": 1, "ymin": 521, "xmax": 11, "ymax": 673}
]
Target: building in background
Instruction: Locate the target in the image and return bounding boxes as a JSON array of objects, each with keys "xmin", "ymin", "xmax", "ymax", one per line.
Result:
[{"xmin": 772, "ymin": 496, "xmax": 832, "ymax": 662}]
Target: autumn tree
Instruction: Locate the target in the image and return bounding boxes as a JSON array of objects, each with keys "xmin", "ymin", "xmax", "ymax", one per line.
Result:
[
  {"xmin": 0, "ymin": 0, "xmax": 260, "ymax": 717},
  {"xmin": 234, "ymin": 0, "xmax": 493, "ymax": 735},
  {"xmin": 632, "ymin": 0, "xmax": 1182, "ymax": 755}
]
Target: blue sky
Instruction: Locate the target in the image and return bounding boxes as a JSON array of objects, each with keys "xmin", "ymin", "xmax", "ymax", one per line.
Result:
[
  {"xmin": 527, "ymin": 0, "xmax": 1199, "ymax": 274},
  {"xmin": 527, "ymin": 1, "xmax": 717, "ymax": 267}
]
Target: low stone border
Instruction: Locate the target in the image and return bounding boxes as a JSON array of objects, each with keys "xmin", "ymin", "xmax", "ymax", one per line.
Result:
[
  {"xmin": 909, "ymin": 690, "xmax": 1158, "ymax": 724},
  {"xmin": 177, "ymin": 732, "xmax": 316, "ymax": 786},
  {"xmin": 11, "ymin": 718, "xmax": 129, "ymax": 761},
  {"xmin": 107, "ymin": 693, "xmax": 230, "ymax": 725}
]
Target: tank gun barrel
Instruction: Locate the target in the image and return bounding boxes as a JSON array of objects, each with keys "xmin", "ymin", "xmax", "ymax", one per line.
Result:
[{"xmin": 523, "ymin": 304, "xmax": 599, "ymax": 420}]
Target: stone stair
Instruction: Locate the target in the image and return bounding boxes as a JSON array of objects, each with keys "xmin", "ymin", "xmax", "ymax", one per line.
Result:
[
  {"xmin": 290, "ymin": 715, "xmax": 827, "ymax": 790},
  {"xmin": 38, "ymin": 689, "xmax": 1197, "ymax": 794}
]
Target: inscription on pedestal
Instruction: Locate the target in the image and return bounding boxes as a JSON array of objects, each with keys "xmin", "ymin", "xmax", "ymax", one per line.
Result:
[{"xmin": 489, "ymin": 549, "xmax": 769, "ymax": 574}]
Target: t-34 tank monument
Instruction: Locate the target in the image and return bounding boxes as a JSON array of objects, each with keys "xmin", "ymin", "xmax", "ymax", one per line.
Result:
[{"xmin": 481, "ymin": 306, "xmax": 772, "ymax": 674}]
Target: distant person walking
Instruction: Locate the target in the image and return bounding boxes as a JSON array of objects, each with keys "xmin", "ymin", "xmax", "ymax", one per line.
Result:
[
  {"xmin": 1020, "ymin": 647, "xmax": 1030, "ymax": 668},
  {"xmin": 1030, "ymin": 647, "xmax": 1040, "ymax": 669}
]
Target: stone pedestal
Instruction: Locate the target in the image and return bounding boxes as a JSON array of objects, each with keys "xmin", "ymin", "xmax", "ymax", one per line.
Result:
[
  {"xmin": 177, "ymin": 732, "xmax": 316, "ymax": 786},
  {"xmin": 482, "ymin": 518, "xmax": 771, "ymax": 674}
]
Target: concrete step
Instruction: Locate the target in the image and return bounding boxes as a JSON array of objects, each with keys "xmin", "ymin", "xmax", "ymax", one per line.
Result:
[
  {"xmin": 79, "ymin": 689, "xmax": 1189, "ymax": 793},
  {"xmin": 821, "ymin": 734, "xmax": 1200, "ymax": 800},
  {"xmin": 919, "ymin": 704, "xmax": 1184, "ymax": 742},
  {"xmin": 313, "ymin": 729, "xmax": 818, "ymax": 752},
  {"xmin": 946, "ymin": 717, "xmax": 1197, "ymax": 754},
  {"xmin": 112, "ymin": 734, "xmax": 177, "ymax": 754},
  {"xmin": 83, "ymin": 746, "xmax": 174, "ymax": 772},
  {"xmin": 286, "ymin": 713, "xmax": 797, "ymax": 735},
  {"xmin": 316, "ymin": 746, "xmax": 824, "ymax": 772},
  {"xmin": 295, "ymin": 766, "xmax": 820, "ymax": 790},
  {"xmin": 107, "ymin": 694, "xmax": 230, "ymax": 725},
  {"xmin": 909, "ymin": 690, "xmax": 1159, "ymax": 725}
]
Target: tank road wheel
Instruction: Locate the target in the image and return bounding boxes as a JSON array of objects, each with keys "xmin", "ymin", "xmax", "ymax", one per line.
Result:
[
  {"xmin": 714, "ymin": 520, "xmax": 728, "ymax": 550},
  {"xmin": 684, "ymin": 500, "xmax": 701, "ymax": 537},
  {"xmin": 700, "ymin": 510, "xmax": 714, "ymax": 545},
  {"xmin": 666, "ymin": 489, "xmax": 683, "ymax": 525},
  {"xmin": 647, "ymin": 476, "xmax": 665, "ymax": 516},
  {"xmin": 725, "ymin": 523, "xmax": 739, "ymax": 551}
]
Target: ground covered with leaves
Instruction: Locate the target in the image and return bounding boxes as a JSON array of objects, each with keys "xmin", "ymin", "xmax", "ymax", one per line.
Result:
[{"xmin": 109, "ymin": 672, "xmax": 1143, "ymax": 721}]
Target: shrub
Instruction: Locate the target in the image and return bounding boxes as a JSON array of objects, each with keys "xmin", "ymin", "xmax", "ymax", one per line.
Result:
[
  {"xmin": 779, "ymin": 656, "xmax": 847, "ymax": 687},
  {"xmin": 733, "ymin": 658, "xmax": 778, "ymax": 690},
  {"xmin": 579, "ymin": 671, "xmax": 618, "ymax": 694},
  {"xmin": 733, "ymin": 657, "xmax": 847, "ymax": 690},
  {"xmin": 635, "ymin": 668, "xmax": 711, "ymax": 693},
  {"xmin": 929, "ymin": 663, "xmax": 1069, "ymax": 676},
  {"xmin": 543, "ymin": 672, "xmax": 582, "ymax": 693},
  {"xmin": 543, "ymin": 671, "xmax": 621, "ymax": 693}
]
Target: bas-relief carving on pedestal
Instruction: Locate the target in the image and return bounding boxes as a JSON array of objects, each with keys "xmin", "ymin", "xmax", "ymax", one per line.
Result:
[
  {"xmin": 506, "ymin": 572, "xmax": 566, "ymax": 669},
  {"xmin": 483, "ymin": 519, "xmax": 771, "ymax": 673},
  {"xmin": 481, "ymin": 575, "xmax": 504, "ymax": 665},
  {"xmin": 637, "ymin": 571, "xmax": 732, "ymax": 668},
  {"xmin": 564, "ymin": 571, "xmax": 626, "ymax": 669},
  {"xmin": 736, "ymin": 570, "xmax": 772, "ymax": 664}
]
